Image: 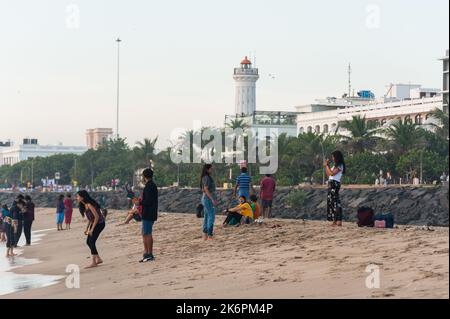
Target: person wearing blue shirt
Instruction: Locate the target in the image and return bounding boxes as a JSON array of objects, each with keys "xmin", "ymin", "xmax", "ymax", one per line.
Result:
[{"xmin": 233, "ymin": 167, "xmax": 254, "ymax": 201}]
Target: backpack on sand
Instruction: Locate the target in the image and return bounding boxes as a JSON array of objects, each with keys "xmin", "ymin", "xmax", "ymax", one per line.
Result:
[{"xmin": 357, "ymin": 206, "xmax": 374, "ymax": 227}]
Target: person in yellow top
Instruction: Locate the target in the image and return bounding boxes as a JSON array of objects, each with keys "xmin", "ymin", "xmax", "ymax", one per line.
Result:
[{"xmin": 223, "ymin": 196, "xmax": 254, "ymax": 225}]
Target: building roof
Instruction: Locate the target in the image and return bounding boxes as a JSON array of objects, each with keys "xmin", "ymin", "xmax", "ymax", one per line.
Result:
[{"xmin": 240, "ymin": 56, "xmax": 252, "ymax": 65}]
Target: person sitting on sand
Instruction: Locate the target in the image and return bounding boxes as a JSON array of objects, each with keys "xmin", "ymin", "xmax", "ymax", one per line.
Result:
[
  {"xmin": 77, "ymin": 190, "xmax": 106, "ymax": 269},
  {"xmin": 223, "ymin": 195, "xmax": 254, "ymax": 226},
  {"xmin": 2, "ymin": 204, "xmax": 16, "ymax": 257},
  {"xmin": 119, "ymin": 197, "xmax": 142, "ymax": 225},
  {"xmin": 250, "ymin": 195, "xmax": 261, "ymax": 221}
]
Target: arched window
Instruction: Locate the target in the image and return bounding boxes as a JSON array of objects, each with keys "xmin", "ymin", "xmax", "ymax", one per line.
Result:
[
  {"xmin": 323, "ymin": 124, "xmax": 329, "ymax": 134},
  {"xmin": 299, "ymin": 127, "xmax": 304, "ymax": 134},
  {"xmin": 315, "ymin": 125, "xmax": 321, "ymax": 133},
  {"xmin": 381, "ymin": 119, "xmax": 387, "ymax": 126},
  {"xmin": 405, "ymin": 115, "xmax": 412, "ymax": 124},
  {"xmin": 307, "ymin": 126, "xmax": 312, "ymax": 133},
  {"xmin": 415, "ymin": 114, "xmax": 423, "ymax": 125}
]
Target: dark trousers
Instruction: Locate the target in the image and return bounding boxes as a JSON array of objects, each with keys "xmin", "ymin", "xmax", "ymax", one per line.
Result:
[
  {"xmin": 223, "ymin": 212, "xmax": 242, "ymax": 225},
  {"xmin": 86, "ymin": 223, "xmax": 105, "ymax": 255},
  {"xmin": 24, "ymin": 220, "xmax": 33, "ymax": 245},
  {"xmin": 327, "ymin": 180, "xmax": 343, "ymax": 222},
  {"xmin": 15, "ymin": 219, "xmax": 23, "ymax": 246}
]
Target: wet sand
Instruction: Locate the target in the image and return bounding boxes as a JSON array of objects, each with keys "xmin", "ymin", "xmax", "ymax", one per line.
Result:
[{"xmin": 3, "ymin": 208, "xmax": 449, "ymax": 299}]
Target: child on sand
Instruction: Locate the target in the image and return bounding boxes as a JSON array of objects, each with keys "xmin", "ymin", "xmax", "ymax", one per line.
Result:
[
  {"xmin": 2, "ymin": 204, "xmax": 16, "ymax": 257},
  {"xmin": 250, "ymin": 195, "xmax": 261, "ymax": 221},
  {"xmin": 64, "ymin": 194, "xmax": 73, "ymax": 230},
  {"xmin": 119, "ymin": 197, "xmax": 142, "ymax": 225},
  {"xmin": 223, "ymin": 195, "xmax": 254, "ymax": 226},
  {"xmin": 56, "ymin": 194, "xmax": 65, "ymax": 231}
]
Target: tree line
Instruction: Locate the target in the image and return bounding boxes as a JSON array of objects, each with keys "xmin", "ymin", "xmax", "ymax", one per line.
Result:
[{"xmin": 0, "ymin": 109, "xmax": 448, "ymax": 188}]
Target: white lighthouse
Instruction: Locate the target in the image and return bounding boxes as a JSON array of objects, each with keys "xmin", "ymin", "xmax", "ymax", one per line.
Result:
[{"xmin": 233, "ymin": 56, "xmax": 259, "ymax": 116}]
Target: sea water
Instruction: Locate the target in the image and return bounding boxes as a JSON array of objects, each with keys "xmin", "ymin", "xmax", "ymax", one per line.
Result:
[{"xmin": 0, "ymin": 229, "xmax": 63, "ymax": 296}]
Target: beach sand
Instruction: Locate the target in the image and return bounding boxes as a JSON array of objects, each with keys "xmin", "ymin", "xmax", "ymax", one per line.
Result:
[{"xmin": 3, "ymin": 208, "xmax": 449, "ymax": 299}]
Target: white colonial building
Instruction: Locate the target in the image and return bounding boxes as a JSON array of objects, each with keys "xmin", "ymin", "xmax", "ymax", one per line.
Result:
[
  {"xmin": 296, "ymin": 84, "xmax": 443, "ymax": 135},
  {"xmin": 0, "ymin": 138, "xmax": 87, "ymax": 167}
]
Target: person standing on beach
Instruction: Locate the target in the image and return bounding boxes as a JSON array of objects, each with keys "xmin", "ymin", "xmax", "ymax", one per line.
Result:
[
  {"xmin": 200, "ymin": 164, "xmax": 217, "ymax": 240},
  {"xmin": 56, "ymin": 194, "xmax": 65, "ymax": 231},
  {"xmin": 11, "ymin": 195, "xmax": 25, "ymax": 247},
  {"xmin": 260, "ymin": 174, "xmax": 276, "ymax": 219},
  {"xmin": 2, "ymin": 204, "xmax": 16, "ymax": 257},
  {"xmin": 64, "ymin": 194, "xmax": 73, "ymax": 230},
  {"xmin": 76, "ymin": 190, "xmax": 106, "ymax": 268},
  {"xmin": 325, "ymin": 150, "xmax": 346, "ymax": 227},
  {"xmin": 23, "ymin": 195, "xmax": 35, "ymax": 246},
  {"xmin": 233, "ymin": 167, "xmax": 254, "ymax": 201},
  {"xmin": 139, "ymin": 168, "xmax": 158, "ymax": 263}
]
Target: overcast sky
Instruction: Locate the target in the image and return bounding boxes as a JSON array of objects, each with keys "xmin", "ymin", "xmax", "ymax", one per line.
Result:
[{"xmin": 0, "ymin": 0, "xmax": 448, "ymax": 149}]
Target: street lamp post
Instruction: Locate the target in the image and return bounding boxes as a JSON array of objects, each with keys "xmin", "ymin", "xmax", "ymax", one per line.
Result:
[{"xmin": 116, "ymin": 38, "xmax": 121, "ymax": 139}]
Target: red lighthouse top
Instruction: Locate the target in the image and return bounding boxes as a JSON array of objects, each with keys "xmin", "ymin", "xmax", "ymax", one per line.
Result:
[{"xmin": 240, "ymin": 56, "xmax": 252, "ymax": 65}]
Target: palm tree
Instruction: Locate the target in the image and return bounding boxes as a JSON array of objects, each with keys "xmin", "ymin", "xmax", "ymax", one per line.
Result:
[
  {"xmin": 226, "ymin": 118, "xmax": 250, "ymax": 131},
  {"xmin": 338, "ymin": 116, "xmax": 380, "ymax": 154},
  {"xmin": 384, "ymin": 119, "xmax": 424, "ymax": 155},
  {"xmin": 134, "ymin": 137, "xmax": 158, "ymax": 167},
  {"xmin": 427, "ymin": 108, "xmax": 449, "ymax": 139}
]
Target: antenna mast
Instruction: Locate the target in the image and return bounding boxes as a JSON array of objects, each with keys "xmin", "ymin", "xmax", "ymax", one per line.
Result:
[{"xmin": 348, "ymin": 63, "xmax": 352, "ymax": 97}]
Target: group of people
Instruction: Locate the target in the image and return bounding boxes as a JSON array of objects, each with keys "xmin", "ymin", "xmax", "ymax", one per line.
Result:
[
  {"xmin": 200, "ymin": 150, "xmax": 346, "ymax": 239},
  {"xmin": 0, "ymin": 194, "xmax": 35, "ymax": 257},
  {"xmin": 2, "ymin": 150, "xmax": 346, "ymax": 268}
]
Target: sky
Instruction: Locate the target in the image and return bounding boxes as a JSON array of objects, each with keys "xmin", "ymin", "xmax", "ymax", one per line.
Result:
[{"xmin": 0, "ymin": 0, "xmax": 448, "ymax": 149}]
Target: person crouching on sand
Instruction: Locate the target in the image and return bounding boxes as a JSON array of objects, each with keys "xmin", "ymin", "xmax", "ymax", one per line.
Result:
[
  {"xmin": 223, "ymin": 195, "xmax": 254, "ymax": 226},
  {"xmin": 56, "ymin": 194, "xmax": 65, "ymax": 231},
  {"xmin": 250, "ymin": 195, "xmax": 261, "ymax": 221},
  {"xmin": 77, "ymin": 190, "xmax": 106, "ymax": 269}
]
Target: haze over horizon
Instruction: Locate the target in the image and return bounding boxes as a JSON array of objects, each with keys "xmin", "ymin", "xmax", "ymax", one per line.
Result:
[{"xmin": 1, "ymin": 0, "xmax": 448, "ymax": 149}]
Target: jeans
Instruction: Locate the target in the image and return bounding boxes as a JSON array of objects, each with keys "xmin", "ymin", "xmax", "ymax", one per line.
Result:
[
  {"xmin": 24, "ymin": 220, "xmax": 33, "ymax": 245},
  {"xmin": 15, "ymin": 219, "xmax": 23, "ymax": 246},
  {"xmin": 201, "ymin": 194, "xmax": 216, "ymax": 237}
]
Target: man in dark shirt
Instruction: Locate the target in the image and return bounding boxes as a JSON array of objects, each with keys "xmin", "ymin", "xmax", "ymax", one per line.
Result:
[
  {"xmin": 23, "ymin": 195, "xmax": 35, "ymax": 246},
  {"xmin": 139, "ymin": 168, "xmax": 158, "ymax": 263}
]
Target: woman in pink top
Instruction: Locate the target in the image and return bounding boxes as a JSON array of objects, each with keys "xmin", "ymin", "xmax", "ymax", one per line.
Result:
[{"xmin": 64, "ymin": 193, "xmax": 74, "ymax": 230}]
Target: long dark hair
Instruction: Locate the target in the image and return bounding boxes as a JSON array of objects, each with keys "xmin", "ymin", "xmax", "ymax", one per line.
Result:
[
  {"xmin": 200, "ymin": 164, "xmax": 213, "ymax": 190},
  {"xmin": 77, "ymin": 190, "xmax": 101, "ymax": 217},
  {"xmin": 331, "ymin": 150, "xmax": 346, "ymax": 174}
]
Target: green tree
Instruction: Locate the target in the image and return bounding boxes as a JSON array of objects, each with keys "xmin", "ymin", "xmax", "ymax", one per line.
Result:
[{"xmin": 339, "ymin": 115, "xmax": 380, "ymax": 154}]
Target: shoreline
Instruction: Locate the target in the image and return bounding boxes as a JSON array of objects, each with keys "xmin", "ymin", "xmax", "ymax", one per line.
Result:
[{"xmin": 2, "ymin": 208, "xmax": 449, "ymax": 299}]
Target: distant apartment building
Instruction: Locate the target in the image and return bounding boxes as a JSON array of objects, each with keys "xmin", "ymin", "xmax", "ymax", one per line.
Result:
[
  {"xmin": 441, "ymin": 49, "xmax": 449, "ymax": 114},
  {"xmin": 86, "ymin": 128, "xmax": 113, "ymax": 150},
  {"xmin": 0, "ymin": 138, "xmax": 87, "ymax": 167}
]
